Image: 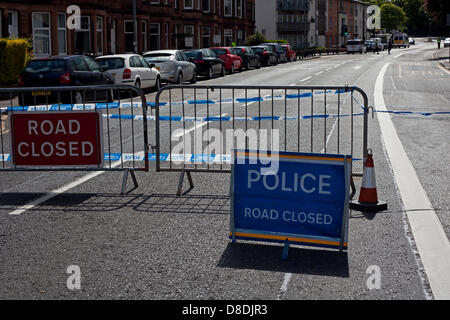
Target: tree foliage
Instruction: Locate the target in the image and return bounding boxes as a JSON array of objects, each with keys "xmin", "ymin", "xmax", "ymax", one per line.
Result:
[
  {"xmin": 380, "ymin": 2, "xmax": 408, "ymax": 32},
  {"xmin": 424, "ymin": 0, "xmax": 450, "ymax": 25},
  {"xmin": 245, "ymin": 31, "xmax": 267, "ymax": 46}
]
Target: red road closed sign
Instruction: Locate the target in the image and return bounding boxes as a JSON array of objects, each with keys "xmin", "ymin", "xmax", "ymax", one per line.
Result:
[{"xmin": 10, "ymin": 111, "xmax": 103, "ymax": 167}]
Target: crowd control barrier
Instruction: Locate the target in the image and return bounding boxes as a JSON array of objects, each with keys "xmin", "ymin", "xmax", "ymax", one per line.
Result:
[
  {"xmin": 152, "ymin": 84, "xmax": 370, "ymax": 196},
  {"xmin": 0, "ymin": 85, "xmax": 149, "ymax": 194}
]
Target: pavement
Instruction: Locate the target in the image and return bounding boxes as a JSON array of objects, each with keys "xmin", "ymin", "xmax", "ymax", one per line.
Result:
[
  {"xmin": 433, "ymin": 45, "xmax": 450, "ymax": 70},
  {"xmin": 0, "ymin": 39, "xmax": 449, "ymax": 301}
]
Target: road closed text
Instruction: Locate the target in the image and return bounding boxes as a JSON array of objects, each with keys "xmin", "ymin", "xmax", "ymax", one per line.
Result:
[
  {"xmin": 244, "ymin": 207, "xmax": 333, "ymax": 225},
  {"xmin": 11, "ymin": 112, "xmax": 102, "ymax": 166}
]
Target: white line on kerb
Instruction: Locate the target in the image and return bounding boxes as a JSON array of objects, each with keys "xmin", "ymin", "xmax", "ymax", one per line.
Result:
[{"xmin": 375, "ymin": 63, "xmax": 450, "ymax": 300}]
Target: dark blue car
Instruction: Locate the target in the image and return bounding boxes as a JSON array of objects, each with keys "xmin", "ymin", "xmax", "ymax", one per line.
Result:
[{"xmin": 18, "ymin": 55, "xmax": 114, "ymax": 106}]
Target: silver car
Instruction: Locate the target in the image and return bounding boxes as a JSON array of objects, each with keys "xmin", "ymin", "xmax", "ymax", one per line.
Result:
[{"xmin": 143, "ymin": 50, "xmax": 197, "ymax": 84}]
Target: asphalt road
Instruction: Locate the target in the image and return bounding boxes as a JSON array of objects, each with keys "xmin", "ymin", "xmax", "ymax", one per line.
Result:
[{"xmin": 0, "ymin": 39, "xmax": 449, "ymax": 302}]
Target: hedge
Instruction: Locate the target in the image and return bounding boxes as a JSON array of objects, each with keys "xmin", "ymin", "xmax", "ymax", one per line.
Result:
[{"xmin": 0, "ymin": 38, "xmax": 33, "ymax": 86}]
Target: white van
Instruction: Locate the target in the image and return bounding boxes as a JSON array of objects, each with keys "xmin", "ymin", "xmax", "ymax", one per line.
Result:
[
  {"xmin": 346, "ymin": 39, "xmax": 367, "ymax": 54},
  {"xmin": 370, "ymin": 37, "xmax": 383, "ymax": 51}
]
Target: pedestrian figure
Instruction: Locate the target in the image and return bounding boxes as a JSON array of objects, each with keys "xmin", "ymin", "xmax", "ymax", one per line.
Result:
[
  {"xmin": 388, "ymin": 39, "xmax": 393, "ymax": 55},
  {"xmin": 437, "ymin": 37, "xmax": 441, "ymax": 49}
]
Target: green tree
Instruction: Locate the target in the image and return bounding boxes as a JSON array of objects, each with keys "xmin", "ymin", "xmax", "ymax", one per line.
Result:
[
  {"xmin": 244, "ymin": 31, "xmax": 266, "ymax": 46},
  {"xmin": 424, "ymin": 0, "xmax": 450, "ymax": 25},
  {"xmin": 380, "ymin": 2, "xmax": 408, "ymax": 31}
]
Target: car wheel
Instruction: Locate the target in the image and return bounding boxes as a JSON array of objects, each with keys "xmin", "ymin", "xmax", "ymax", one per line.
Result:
[
  {"xmin": 134, "ymin": 79, "xmax": 141, "ymax": 89},
  {"xmin": 154, "ymin": 76, "xmax": 161, "ymax": 91},
  {"xmin": 207, "ymin": 67, "xmax": 213, "ymax": 79},
  {"xmin": 230, "ymin": 64, "xmax": 234, "ymax": 74},
  {"xmin": 177, "ymin": 72, "xmax": 183, "ymax": 84},
  {"xmin": 190, "ymin": 70, "xmax": 197, "ymax": 84},
  {"xmin": 220, "ymin": 65, "xmax": 226, "ymax": 77},
  {"xmin": 276, "ymin": 57, "xmax": 279, "ymax": 65},
  {"xmin": 245, "ymin": 61, "xmax": 250, "ymax": 70},
  {"xmin": 74, "ymin": 91, "xmax": 83, "ymax": 104},
  {"xmin": 256, "ymin": 60, "xmax": 261, "ymax": 69}
]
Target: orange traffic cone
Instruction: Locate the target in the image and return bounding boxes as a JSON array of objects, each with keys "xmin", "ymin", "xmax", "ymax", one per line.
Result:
[{"xmin": 350, "ymin": 151, "xmax": 387, "ymax": 213}]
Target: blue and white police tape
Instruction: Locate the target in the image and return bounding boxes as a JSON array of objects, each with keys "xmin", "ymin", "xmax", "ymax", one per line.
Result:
[
  {"xmin": 0, "ymin": 89, "xmax": 351, "ymax": 112},
  {"xmin": 1, "ymin": 153, "xmax": 362, "ymax": 163},
  {"xmin": 102, "ymin": 112, "xmax": 366, "ymax": 122}
]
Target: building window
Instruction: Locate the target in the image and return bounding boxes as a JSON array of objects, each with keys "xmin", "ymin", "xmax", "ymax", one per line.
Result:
[
  {"xmin": 224, "ymin": 0, "xmax": 232, "ymax": 17},
  {"xmin": 149, "ymin": 23, "xmax": 160, "ymax": 50},
  {"xmin": 124, "ymin": 20, "xmax": 134, "ymax": 53},
  {"xmin": 202, "ymin": 27, "xmax": 210, "ymax": 48},
  {"xmin": 32, "ymin": 12, "xmax": 51, "ymax": 57},
  {"xmin": 165, "ymin": 23, "xmax": 169, "ymax": 49},
  {"xmin": 184, "ymin": 25, "xmax": 194, "ymax": 48},
  {"xmin": 8, "ymin": 11, "xmax": 19, "ymax": 38},
  {"xmin": 237, "ymin": 29, "xmax": 244, "ymax": 45},
  {"xmin": 75, "ymin": 16, "xmax": 91, "ymax": 53},
  {"xmin": 203, "ymin": 0, "xmax": 210, "ymax": 12},
  {"xmin": 184, "ymin": 0, "xmax": 193, "ymax": 9},
  {"xmin": 142, "ymin": 20, "xmax": 148, "ymax": 52},
  {"xmin": 236, "ymin": 0, "xmax": 242, "ymax": 18},
  {"xmin": 224, "ymin": 28, "xmax": 232, "ymax": 46},
  {"xmin": 96, "ymin": 16, "xmax": 103, "ymax": 55},
  {"xmin": 57, "ymin": 13, "xmax": 66, "ymax": 55}
]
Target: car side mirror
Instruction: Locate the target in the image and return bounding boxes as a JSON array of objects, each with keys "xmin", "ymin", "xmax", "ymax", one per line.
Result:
[
  {"xmin": 189, "ymin": 57, "xmax": 194, "ymax": 62},
  {"xmin": 100, "ymin": 66, "xmax": 108, "ymax": 72},
  {"xmin": 149, "ymin": 63, "xmax": 155, "ymax": 68}
]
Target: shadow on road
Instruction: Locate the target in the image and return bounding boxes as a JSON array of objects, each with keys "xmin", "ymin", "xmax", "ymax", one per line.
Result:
[{"xmin": 217, "ymin": 241, "xmax": 349, "ymax": 277}]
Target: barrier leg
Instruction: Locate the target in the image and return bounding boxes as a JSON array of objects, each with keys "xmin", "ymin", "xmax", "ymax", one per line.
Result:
[
  {"xmin": 121, "ymin": 169, "xmax": 138, "ymax": 194},
  {"xmin": 281, "ymin": 239, "xmax": 290, "ymax": 260},
  {"xmin": 176, "ymin": 170, "xmax": 194, "ymax": 196}
]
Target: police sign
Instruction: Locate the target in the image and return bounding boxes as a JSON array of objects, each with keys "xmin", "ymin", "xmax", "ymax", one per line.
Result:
[{"xmin": 230, "ymin": 150, "xmax": 351, "ymax": 251}]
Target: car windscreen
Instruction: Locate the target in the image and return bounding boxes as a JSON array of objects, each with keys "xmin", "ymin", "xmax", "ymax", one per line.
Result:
[
  {"xmin": 25, "ymin": 59, "xmax": 66, "ymax": 73},
  {"xmin": 252, "ymin": 47, "xmax": 264, "ymax": 53},
  {"xmin": 183, "ymin": 51, "xmax": 202, "ymax": 59},
  {"xmin": 211, "ymin": 49, "xmax": 227, "ymax": 56},
  {"xmin": 233, "ymin": 48, "xmax": 244, "ymax": 54},
  {"xmin": 96, "ymin": 57, "xmax": 125, "ymax": 69},
  {"xmin": 144, "ymin": 54, "xmax": 173, "ymax": 63},
  {"xmin": 347, "ymin": 41, "xmax": 360, "ymax": 45}
]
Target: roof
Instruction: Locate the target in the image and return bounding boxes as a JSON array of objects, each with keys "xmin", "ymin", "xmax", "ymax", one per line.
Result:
[{"xmin": 143, "ymin": 50, "xmax": 179, "ymax": 55}]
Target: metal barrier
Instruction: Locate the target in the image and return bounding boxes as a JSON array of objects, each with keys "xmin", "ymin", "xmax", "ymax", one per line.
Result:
[
  {"xmin": 0, "ymin": 85, "xmax": 149, "ymax": 193},
  {"xmin": 153, "ymin": 85, "xmax": 369, "ymax": 196}
]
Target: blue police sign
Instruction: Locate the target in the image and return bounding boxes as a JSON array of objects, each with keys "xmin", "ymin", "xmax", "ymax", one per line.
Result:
[{"xmin": 230, "ymin": 150, "xmax": 351, "ymax": 251}]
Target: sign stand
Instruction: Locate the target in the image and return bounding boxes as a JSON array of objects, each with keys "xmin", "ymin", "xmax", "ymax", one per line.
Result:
[{"xmin": 281, "ymin": 239, "xmax": 290, "ymax": 260}]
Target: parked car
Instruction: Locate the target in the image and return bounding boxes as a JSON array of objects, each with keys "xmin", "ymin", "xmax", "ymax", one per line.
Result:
[
  {"xmin": 96, "ymin": 54, "xmax": 161, "ymax": 91},
  {"xmin": 18, "ymin": 55, "xmax": 115, "ymax": 106},
  {"xmin": 210, "ymin": 47, "xmax": 243, "ymax": 74},
  {"xmin": 365, "ymin": 40, "xmax": 376, "ymax": 52},
  {"xmin": 443, "ymin": 38, "xmax": 450, "ymax": 48},
  {"xmin": 183, "ymin": 49, "xmax": 225, "ymax": 79},
  {"xmin": 232, "ymin": 46, "xmax": 261, "ymax": 70},
  {"xmin": 281, "ymin": 44, "xmax": 296, "ymax": 62},
  {"xmin": 346, "ymin": 39, "xmax": 366, "ymax": 54},
  {"xmin": 260, "ymin": 42, "xmax": 288, "ymax": 63},
  {"xmin": 408, "ymin": 38, "xmax": 415, "ymax": 45},
  {"xmin": 143, "ymin": 50, "xmax": 197, "ymax": 84},
  {"xmin": 370, "ymin": 37, "xmax": 384, "ymax": 51},
  {"xmin": 251, "ymin": 45, "xmax": 278, "ymax": 66}
]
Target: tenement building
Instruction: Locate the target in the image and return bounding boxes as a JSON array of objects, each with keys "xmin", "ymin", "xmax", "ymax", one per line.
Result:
[{"xmin": 0, "ymin": 0, "xmax": 256, "ymax": 57}]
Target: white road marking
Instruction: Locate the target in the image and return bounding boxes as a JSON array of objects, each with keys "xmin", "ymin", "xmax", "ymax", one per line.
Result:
[
  {"xmin": 8, "ymin": 159, "xmax": 124, "ymax": 215},
  {"xmin": 352, "ymin": 66, "xmax": 361, "ymax": 70},
  {"xmin": 315, "ymin": 71, "xmax": 323, "ymax": 75},
  {"xmin": 299, "ymin": 76, "xmax": 312, "ymax": 82},
  {"xmin": 375, "ymin": 63, "xmax": 450, "ymax": 300},
  {"xmin": 172, "ymin": 113, "xmax": 228, "ymax": 138}
]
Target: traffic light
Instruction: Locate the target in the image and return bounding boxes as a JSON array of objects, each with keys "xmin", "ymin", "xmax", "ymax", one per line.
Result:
[{"xmin": 341, "ymin": 25, "xmax": 348, "ymax": 36}]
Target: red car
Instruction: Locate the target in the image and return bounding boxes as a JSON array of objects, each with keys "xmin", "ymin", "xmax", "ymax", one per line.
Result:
[
  {"xmin": 210, "ymin": 47, "xmax": 243, "ymax": 74},
  {"xmin": 282, "ymin": 44, "xmax": 296, "ymax": 62}
]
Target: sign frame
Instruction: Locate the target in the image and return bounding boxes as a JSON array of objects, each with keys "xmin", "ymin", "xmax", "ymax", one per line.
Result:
[
  {"xmin": 230, "ymin": 149, "xmax": 352, "ymax": 252},
  {"xmin": 9, "ymin": 110, "xmax": 104, "ymax": 168}
]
